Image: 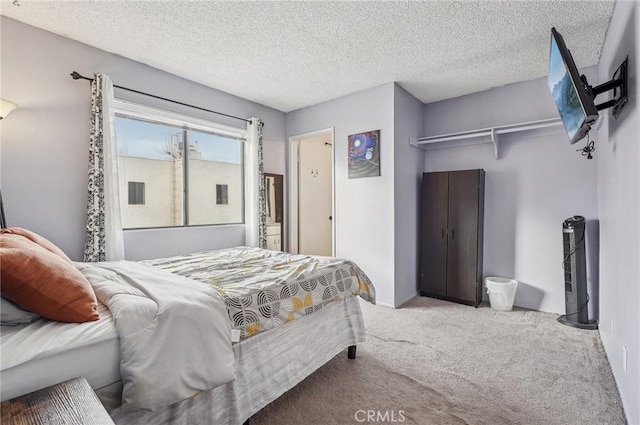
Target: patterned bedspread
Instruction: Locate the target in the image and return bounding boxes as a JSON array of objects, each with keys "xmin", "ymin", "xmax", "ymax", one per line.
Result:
[{"xmin": 143, "ymin": 247, "xmax": 376, "ymax": 339}]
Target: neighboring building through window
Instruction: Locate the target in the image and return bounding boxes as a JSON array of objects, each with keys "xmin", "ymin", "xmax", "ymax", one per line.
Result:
[
  {"xmin": 128, "ymin": 181, "xmax": 145, "ymax": 205},
  {"xmin": 115, "ymin": 101, "xmax": 245, "ymax": 229},
  {"xmin": 216, "ymin": 184, "xmax": 228, "ymax": 205}
]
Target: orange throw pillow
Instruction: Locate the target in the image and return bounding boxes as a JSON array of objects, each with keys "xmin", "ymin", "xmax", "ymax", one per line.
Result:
[
  {"xmin": 0, "ymin": 227, "xmax": 73, "ymax": 265},
  {"xmin": 0, "ymin": 233, "xmax": 99, "ymax": 323}
]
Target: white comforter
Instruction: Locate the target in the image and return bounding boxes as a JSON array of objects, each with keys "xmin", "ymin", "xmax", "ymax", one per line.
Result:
[{"xmin": 77, "ymin": 261, "xmax": 235, "ymax": 411}]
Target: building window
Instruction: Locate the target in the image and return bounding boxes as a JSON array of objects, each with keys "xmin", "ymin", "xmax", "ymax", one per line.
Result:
[
  {"xmin": 216, "ymin": 184, "xmax": 229, "ymax": 205},
  {"xmin": 128, "ymin": 182, "xmax": 145, "ymax": 205},
  {"xmin": 115, "ymin": 101, "xmax": 245, "ymax": 229}
]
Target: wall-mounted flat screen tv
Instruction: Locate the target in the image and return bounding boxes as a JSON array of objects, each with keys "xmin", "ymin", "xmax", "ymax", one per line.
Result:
[{"xmin": 548, "ymin": 28, "xmax": 599, "ymax": 144}]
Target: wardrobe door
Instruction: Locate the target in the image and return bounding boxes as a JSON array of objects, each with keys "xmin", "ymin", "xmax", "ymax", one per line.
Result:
[
  {"xmin": 419, "ymin": 172, "xmax": 449, "ymax": 297},
  {"xmin": 445, "ymin": 170, "xmax": 480, "ymax": 302}
]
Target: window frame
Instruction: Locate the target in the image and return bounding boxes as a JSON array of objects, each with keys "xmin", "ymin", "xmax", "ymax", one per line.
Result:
[{"xmin": 115, "ymin": 99, "xmax": 247, "ymax": 230}]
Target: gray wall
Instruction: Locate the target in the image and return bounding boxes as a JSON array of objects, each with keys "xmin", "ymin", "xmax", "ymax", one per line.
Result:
[
  {"xmin": 286, "ymin": 84, "xmax": 396, "ymax": 307},
  {"xmin": 423, "ymin": 71, "xmax": 599, "ymax": 316},
  {"xmin": 0, "ymin": 17, "xmax": 286, "ymax": 261},
  {"xmin": 596, "ymin": 2, "xmax": 639, "ymax": 423},
  {"xmin": 393, "ymin": 84, "xmax": 425, "ymax": 306}
]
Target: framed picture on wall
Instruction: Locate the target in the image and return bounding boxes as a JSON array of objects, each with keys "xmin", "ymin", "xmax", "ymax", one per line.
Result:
[{"xmin": 348, "ymin": 130, "xmax": 380, "ymax": 179}]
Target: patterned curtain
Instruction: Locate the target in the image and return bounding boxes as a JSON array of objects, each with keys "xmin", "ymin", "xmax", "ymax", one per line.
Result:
[
  {"xmin": 84, "ymin": 73, "xmax": 124, "ymax": 262},
  {"xmin": 245, "ymin": 117, "xmax": 267, "ymax": 248},
  {"xmin": 257, "ymin": 120, "xmax": 266, "ymax": 249}
]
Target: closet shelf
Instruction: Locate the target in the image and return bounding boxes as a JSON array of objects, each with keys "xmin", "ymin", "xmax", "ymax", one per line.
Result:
[{"xmin": 410, "ymin": 117, "xmax": 562, "ymax": 159}]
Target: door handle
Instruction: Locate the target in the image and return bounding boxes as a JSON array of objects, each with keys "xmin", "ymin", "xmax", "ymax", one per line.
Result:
[
  {"xmin": 441, "ymin": 228, "xmax": 445, "ymax": 239},
  {"xmin": 329, "ymin": 216, "xmax": 332, "ymax": 220},
  {"xmin": 451, "ymin": 228, "xmax": 455, "ymax": 240}
]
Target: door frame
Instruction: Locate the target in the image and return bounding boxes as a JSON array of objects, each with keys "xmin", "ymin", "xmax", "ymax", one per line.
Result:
[{"xmin": 288, "ymin": 127, "xmax": 335, "ymax": 255}]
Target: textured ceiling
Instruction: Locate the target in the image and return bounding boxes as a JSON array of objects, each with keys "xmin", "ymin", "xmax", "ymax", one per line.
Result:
[{"xmin": 1, "ymin": 1, "xmax": 614, "ymax": 112}]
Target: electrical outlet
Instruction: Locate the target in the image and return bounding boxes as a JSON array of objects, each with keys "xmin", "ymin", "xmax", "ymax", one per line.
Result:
[
  {"xmin": 610, "ymin": 320, "xmax": 615, "ymax": 335},
  {"xmin": 623, "ymin": 346, "xmax": 627, "ymax": 373}
]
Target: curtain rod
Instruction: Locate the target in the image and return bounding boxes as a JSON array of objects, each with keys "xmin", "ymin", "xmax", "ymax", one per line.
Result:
[{"xmin": 70, "ymin": 71, "xmax": 254, "ymax": 125}]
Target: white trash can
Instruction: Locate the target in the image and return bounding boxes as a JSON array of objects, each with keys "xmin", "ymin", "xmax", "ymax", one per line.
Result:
[{"xmin": 485, "ymin": 277, "xmax": 518, "ymax": 311}]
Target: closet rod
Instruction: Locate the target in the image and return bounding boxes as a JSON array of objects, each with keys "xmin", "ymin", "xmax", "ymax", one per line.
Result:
[{"xmin": 70, "ymin": 71, "xmax": 254, "ymax": 125}]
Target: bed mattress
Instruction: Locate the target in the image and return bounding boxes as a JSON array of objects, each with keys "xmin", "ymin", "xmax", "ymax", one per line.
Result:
[
  {"xmin": 0, "ymin": 247, "xmax": 375, "ymax": 411},
  {"xmin": 0, "ymin": 302, "xmax": 121, "ymax": 401},
  {"xmin": 104, "ymin": 295, "xmax": 366, "ymax": 425},
  {"xmin": 144, "ymin": 246, "xmax": 376, "ymax": 338}
]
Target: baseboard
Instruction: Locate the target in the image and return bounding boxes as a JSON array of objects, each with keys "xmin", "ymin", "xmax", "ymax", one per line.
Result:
[
  {"xmin": 373, "ymin": 292, "xmax": 421, "ymax": 309},
  {"xmin": 394, "ymin": 291, "xmax": 421, "ymax": 308}
]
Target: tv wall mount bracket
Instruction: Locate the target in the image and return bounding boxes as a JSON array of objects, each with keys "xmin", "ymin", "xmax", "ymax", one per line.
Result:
[{"xmin": 582, "ymin": 56, "xmax": 628, "ymax": 119}]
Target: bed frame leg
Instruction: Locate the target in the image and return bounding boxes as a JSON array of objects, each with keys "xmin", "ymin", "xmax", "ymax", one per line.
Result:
[{"xmin": 348, "ymin": 345, "xmax": 357, "ymax": 359}]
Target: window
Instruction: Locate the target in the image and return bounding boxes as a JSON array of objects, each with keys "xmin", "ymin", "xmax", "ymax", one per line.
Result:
[
  {"xmin": 128, "ymin": 182, "xmax": 145, "ymax": 205},
  {"xmin": 216, "ymin": 184, "xmax": 228, "ymax": 205},
  {"xmin": 115, "ymin": 101, "xmax": 245, "ymax": 229}
]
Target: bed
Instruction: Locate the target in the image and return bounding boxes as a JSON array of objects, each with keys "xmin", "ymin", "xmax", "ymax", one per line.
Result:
[{"xmin": 0, "ymin": 246, "xmax": 376, "ymax": 424}]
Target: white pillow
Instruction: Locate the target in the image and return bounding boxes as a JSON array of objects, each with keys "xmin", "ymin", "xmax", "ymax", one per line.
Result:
[{"xmin": 1, "ymin": 297, "xmax": 41, "ymax": 326}]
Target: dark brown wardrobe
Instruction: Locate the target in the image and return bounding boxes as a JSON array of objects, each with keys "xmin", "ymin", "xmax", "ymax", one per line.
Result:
[{"xmin": 419, "ymin": 169, "xmax": 485, "ymax": 307}]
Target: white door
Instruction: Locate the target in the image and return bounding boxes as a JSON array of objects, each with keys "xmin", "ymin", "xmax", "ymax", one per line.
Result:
[{"xmin": 298, "ymin": 134, "xmax": 333, "ymax": 256}]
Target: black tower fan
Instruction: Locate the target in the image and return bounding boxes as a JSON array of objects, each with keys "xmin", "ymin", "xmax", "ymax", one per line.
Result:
[{"xmin": 559, "ymin": 216, "xmax": 597, "ymax": 330}]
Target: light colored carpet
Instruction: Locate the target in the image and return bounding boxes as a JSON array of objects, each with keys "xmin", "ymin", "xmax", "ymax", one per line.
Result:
[{"xmin": 251, "ymin": 296, "xmax": 626, "ymax": 425}]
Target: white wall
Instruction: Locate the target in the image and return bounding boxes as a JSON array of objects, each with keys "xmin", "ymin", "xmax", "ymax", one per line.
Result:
[
  {"xmin": 423, "ymin": 71, "xmax": 599, "ymax": 316},
  {"xmin": 0, "ymin": 17, "xmax": 286, "ymax": 261},
  {"xmin": 263, "ymin": 140, "xmax": 285, "ymax": 175},
  {"xmin": 596, "ymin": 2, "xmax": 640, "ymax": 423},
  {"xmin": 393, "ymin": 84, "xmax": 425, "ymax": 306},
  {"xmin": 286, "ymin": 84, "xmax": 396, "ymax": 307}
]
